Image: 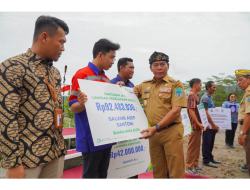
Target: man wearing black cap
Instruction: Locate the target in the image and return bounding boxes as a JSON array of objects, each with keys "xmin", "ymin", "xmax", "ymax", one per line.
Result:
[
  {"xmin": 133, "ymin": 51, "xmax": 187, "ymax": 178},
  {"xmin": 235, "ymin": 69, "xmax": 250, "ymax": 177}
]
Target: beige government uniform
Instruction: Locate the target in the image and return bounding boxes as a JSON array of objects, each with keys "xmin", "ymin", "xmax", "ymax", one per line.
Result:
[
  {"xmin": 134, "ymin": 74, "xmax": 187, "ymax": 178},
  {"xmin": 238, "ymin": 84, "xmax": 250, "ymax": 176}
]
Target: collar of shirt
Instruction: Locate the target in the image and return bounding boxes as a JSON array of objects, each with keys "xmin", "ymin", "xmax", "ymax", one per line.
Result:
[
  {"xmin": 245, "ymin": 84, "xmax": 250, "ymax": 92},
  {"xmin": 152, "ymin": 74, "xmax": 170, "ymax": 83},
  {"xmin": 116, "ymin": 74, "xmax": 131, "ymax": 85},
  {"xmin": 88, "ymin": 62, "xmax": 105, "ymax": 75},
  {"xmin": 229, "ymin": 100, "xmax": 237, "ymax": 104},
  {"xmin": 190, "ymin": 89, "xmax": 199, "ymax": 96},
  {"xmin": 205, "ymin": 92, "xmax": 213, "ymax": 99},
  {"xmin": 27, "ymin": 48, "xmax": 53, "ymax": 66}
]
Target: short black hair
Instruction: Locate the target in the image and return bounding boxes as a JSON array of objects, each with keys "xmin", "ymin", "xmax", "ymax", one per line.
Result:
[
  {"xmin": 189, "ymin": 78, "xmax": 201, "ymax": 88},
  {"xmin": 117, "ymin": 57, "xmax": 133, "ymax": 72},
  {"xmin": 205, "ymin": 81, "xmax": 214, "ymax": 90},
  {"xmin": 33, "ymin": 15, "xmax": 69, "ymax": 42},
  {"xmin": 227, "ymin": 93, "xmax": 236, "ymax": 101},
  {"xmin": 93, "ymin": 39, "xmax": 120, "ymax": 59}
]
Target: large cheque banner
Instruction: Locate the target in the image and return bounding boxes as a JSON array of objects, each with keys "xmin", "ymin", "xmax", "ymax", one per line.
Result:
[
  {"xmin": 108, "ymin": 110, "xmax": 191, "ymax": 178},
  {"xmin": 197, "ymin": 103, "xmax": 209, "ymax": 127},
  {"xmin": 107, "ymin": 138, "xmax": 150, "ymax": 178},
  {"xmin": 78, "ymin": 79, "xmax": 148, "ymax": 146},
  {"xmin": 181, "ymin": 108, "xmax": 192, "ymax": 136},
  {"xmin": 208, "ymin": 108, "xmax": 231, "ymax": 130}
]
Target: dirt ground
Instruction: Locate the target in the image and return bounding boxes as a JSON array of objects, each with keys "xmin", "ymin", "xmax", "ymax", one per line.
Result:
[
  {"xmin": 64, "ymin": 128, "xmax": 249, "ymax": 179},
  {"xmin": 183, "ymin": 128, "xmax": 249, "ymax": 179}
]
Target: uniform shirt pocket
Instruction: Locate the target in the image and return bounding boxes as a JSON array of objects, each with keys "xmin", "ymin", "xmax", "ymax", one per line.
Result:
[
  {"xmin": 158, "ymin": 93, "xmax": 171, "ymax": 104},
  {"xmin": 141, "ymin": 93, "xmax": 150, "ymax": 99}
]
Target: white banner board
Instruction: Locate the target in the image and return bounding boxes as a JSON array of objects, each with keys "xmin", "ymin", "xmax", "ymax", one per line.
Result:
[
  {"xmin": 208, "ymin": 108, "xmax": 231, "ymax": 130},
  {"xmin": 108, "ymin": 108, "xmax": 191, "ymax": 178},
  {"xmin": 197, "ymin": 103, "xmax": 209, "ymax": 127},
  {"xmin": 181, "ymin": 108, "xmax": 192, "ymax": 136},
  {"xmin": 78, "ymin": 79, "xmax": 148, "ymax": 146},
  {"xmin": 107, "ymin": 138, "xmax": 150, "ymax": 178}
]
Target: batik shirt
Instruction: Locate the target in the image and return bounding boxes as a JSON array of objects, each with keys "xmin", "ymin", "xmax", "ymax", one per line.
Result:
[
  {"xmin": 0, "ymin": 49, "xmax": 66, "ymax": 169},
  {"xmin": 187, "ymin": 90, "xmax": 201, "ymax": 130}
]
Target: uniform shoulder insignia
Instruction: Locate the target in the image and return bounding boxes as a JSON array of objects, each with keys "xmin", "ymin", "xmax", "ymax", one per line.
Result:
[
  {"xmin": 142, "ymin": 79, "xmax": 153, "ymax": 83},
  {"xmin": 247, "ymin": 97, "xmax": 250, "ymax": 103},
  {"xmin": 247, "ymin": 87, "xmax": 250, "ymax": 92},
  {"xmin": 169, "ymin": 77, "xmax": 179, "ymax": 83}
]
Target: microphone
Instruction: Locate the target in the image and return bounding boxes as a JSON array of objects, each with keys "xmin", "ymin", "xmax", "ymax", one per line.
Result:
[{"xmin": 63, "ymin": 65, "xmax": 67, "ymax": 113}]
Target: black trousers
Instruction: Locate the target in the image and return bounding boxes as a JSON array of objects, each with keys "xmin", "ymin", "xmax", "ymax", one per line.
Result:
[
  {"xmin": 225, "ymin": 122, "xmax": 238, "ymax": 146},
  {"xmin": 202, "ymin": 129, "xmax": 217, "ymax": 163},
  {"xmin": 82, "ymin": 146, "xmax": 112, "ymax": 178}
]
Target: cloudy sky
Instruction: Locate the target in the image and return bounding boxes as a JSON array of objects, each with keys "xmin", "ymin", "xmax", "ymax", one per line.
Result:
[{"xmin": 1, "ymin": 11, "xmax": 250, "ymax": 87}]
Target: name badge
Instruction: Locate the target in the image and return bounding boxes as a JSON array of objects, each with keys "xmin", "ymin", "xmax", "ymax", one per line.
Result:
[
  {"xmin": 144, "ymin": 90, "xmax": 150, "ymax": 93},
  {"xmin": 54, "ymin": 109, "xmax": 63, "ymax": 129},
  {"xmin": 229, "ymin": 105, "xmax": 237, "ymax": 114}
]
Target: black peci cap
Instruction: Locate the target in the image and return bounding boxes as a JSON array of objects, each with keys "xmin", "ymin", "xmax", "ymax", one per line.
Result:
[{"xmin": 149, "ymin": 51, "xmax": 169, "ymax": 64}]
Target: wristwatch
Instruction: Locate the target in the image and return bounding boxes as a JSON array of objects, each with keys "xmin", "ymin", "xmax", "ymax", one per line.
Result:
[
  {"xmin": 154, "ymin": 124, "xmax": 162, "ymax": 132},
  {"xmin": 240, "ymin": 131, "xmax": 246, "ymax": 135}
]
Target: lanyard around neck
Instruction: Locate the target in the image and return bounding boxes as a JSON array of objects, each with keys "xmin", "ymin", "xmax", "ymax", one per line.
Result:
[{"xmin": 37, "ymin": 64, "xmax": 58, "ymax": 105}]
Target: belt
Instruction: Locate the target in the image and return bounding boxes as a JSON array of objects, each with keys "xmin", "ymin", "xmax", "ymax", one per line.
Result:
[
  {"xmin": 240, "ymin": 121, "xmax": 244, "ymax": 125},
  {"xmin": 162, "ymin": 122, "xmax": 177, "ymax": 130}
]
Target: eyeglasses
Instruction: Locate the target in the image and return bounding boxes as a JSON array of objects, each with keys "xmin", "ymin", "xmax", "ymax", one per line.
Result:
[
  {"xmin": 103, "ymin": 54, "xmax": 116, "ymax": 62},
  {"xmin": 152, "ymin": 62, "xmax": 167, "ymax": 68},
  {"xmin": 230, "ymin": 96, "xmax": 236, "ymax": 98}
]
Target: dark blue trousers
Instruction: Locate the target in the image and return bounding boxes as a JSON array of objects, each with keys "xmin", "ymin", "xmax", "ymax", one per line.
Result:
[
  {"xmin": 225, "ymin": 122, "xmax": 238, "ymax": 146},
  {"xmin": 202, "ymin": 129, "xmax": 217, "ymax": 163},
  {"xmin": 82, "ymin": 146, "xmax": 112, "ymax": 178}
]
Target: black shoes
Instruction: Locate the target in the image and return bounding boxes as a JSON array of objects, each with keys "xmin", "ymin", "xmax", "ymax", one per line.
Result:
[
  {"xmin": 240, "ymin": 165, "xmax": 248, "ymax": 172},
  {"xmin": 202, "ymin": 161, "xmax": 218, "ymax": 168},
  {"xmin": 226, "ymin": 143, "xmax": 235, "ymax": 148},
  {"xmin": 203, "ymin": 159, "xmax": 222, "ymax": 168},
  {"xmin": 211, "ymin": 159, "xmax": 222, "ymax": 164}
]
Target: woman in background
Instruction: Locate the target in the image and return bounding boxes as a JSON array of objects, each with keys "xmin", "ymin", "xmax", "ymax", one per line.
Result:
[{"xmin": 222, "ymin": 93, "xmax": 240, "ymax": 148}]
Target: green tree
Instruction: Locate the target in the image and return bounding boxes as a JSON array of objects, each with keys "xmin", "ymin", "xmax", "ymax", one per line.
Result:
[
  {"xmin": 207, "ymin": 74, "xmax": 244, "ymax": 106},
  {"xmin": 183, "ymin": 80, "xmax": 191, "ymax": 96},
  {"xmin": 139, "ymin": 98, "xmax": 143, "ymax": 105},
  {"xmin": 183, "ymin": 80, "xmax": 206, "ymax": 98},
  {"xmin": 63, "ymin": 91, "xmax": 75, "ymax": 128},
  {"xmin": 183, "ymin": 74, "xmax": 244, "ymax": 107}
]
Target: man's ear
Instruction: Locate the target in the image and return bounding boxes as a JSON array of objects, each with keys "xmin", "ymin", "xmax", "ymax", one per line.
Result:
[
  {"xmin": 40, "ymin": 32, "xmax": 49, "ymax": 44},
  {"xmin": 150, "ymin": 65, "xmax": 153, "ymax": 72},
  {"xmin": 98, "ymin": 52, "xmax": 104, "ymax": 61},
  {"xmin": 167, "ymin": 63, "xmax": 170, "ymax": 69},
  {"xmin": 120, "ymin": 65, "xmax": 124, "ymax": 72}
]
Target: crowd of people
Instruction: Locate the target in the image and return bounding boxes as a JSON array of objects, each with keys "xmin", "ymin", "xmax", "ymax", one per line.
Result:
[{"xmin": 0, "ymin": 15, "xmax": 250, "ymax": 179}]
